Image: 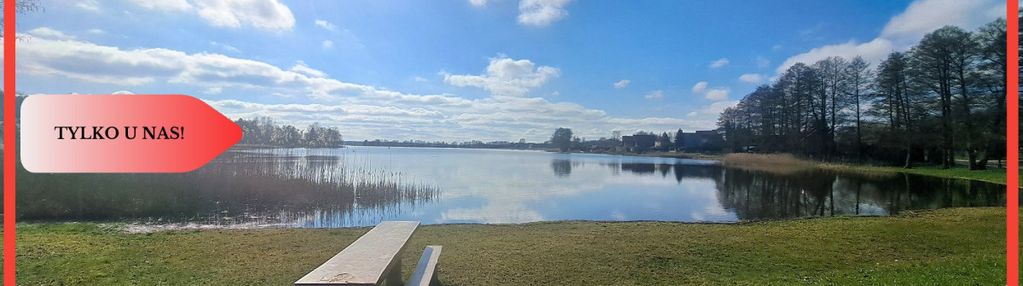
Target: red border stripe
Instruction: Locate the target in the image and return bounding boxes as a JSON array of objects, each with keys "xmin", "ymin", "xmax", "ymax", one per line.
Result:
[
  {"xmin": 1008, "ymin": 1, "xmax": 1019, "ymax": 285},
  {"xmin": 3, "ymin": 0, "xmax": 16, "ymax": 283},
  {"xmin": 0, "ymin": 2, "xmax": 1016, "ymax": 286}
]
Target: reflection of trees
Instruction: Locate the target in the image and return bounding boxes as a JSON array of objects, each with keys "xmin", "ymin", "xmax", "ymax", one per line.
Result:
[
  {"xmin": 657, "ymin": 164, "xmax": 672, "ymax": 177},
  {"xmin": 585, "ymin": 160, "xmax": 999, "ymax": 221},
  {"xmin": 620, "ymin": 163, "xmax": 656, "ymax": 174},
  {"xmin": 715, "ymin": 168, "xmax": 831, "ymax": 220},
  {"xmin": 716, "ymin": 169, "xmax": 1004, "ymax": 221},
  {"xmin": 600, "ymin": 161, "xmax": 723, "ymax": 182},
  {"xmin": 550, "ymin": 159, "xmax": 572, "ymax": 177},
  {"xmin": 17, "ymin": 150, "xmax": 439, "ymax": 226},
  {"xmin": 672, "ymin": 164, "xmax": 722, "ymax": 182}
]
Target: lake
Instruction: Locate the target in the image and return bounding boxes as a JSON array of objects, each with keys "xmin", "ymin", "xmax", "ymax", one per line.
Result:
[{"xmin": 16, "ymin": 146, "xmax": 1004, "ymax": 228}]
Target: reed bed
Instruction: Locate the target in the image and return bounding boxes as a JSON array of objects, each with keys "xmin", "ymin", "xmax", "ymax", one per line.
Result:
[{"xmin": 16, "ymin": 149, "xmax": 439, "ymax": 227}]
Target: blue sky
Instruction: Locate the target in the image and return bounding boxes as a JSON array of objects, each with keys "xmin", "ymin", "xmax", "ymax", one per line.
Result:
[{"xmin": 11, "ymin": 0, "xmax": 1004, "ymax": 142}]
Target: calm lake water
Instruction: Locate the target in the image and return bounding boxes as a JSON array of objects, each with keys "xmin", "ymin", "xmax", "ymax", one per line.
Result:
[{"xmin": 17, "ymin": 146, "xmax": 1004, "ymax": 228}]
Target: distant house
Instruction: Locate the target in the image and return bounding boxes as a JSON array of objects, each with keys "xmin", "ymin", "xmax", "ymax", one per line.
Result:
[
  {"xmin": 621, "ymin": 134, "xmax": 656, "ymax": 153},
  {"xmin": 678, "ymin": 130, "xmax": 724, "ymax": 152},
  {"xmin": 578, "ymin": 138, "xmax": 619, "ymax": 153},
  {"xmin": 654, "ymin": 134, "xmax": 672, "ymax": 150}
]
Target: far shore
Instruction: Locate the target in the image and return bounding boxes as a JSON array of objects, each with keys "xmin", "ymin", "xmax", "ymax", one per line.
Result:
[
  {"xmin": 551, "ymin": 149, "xmax": 1007, "ymax": 185},
  {"xmin": 551, "ymin": 149, "xmax": 724, "ymax": 161},
  {"xmin": 227, "ymin": 145, "xmax": 1008, "ymax": 185},
  {"xmin": 547, "ymin": 149, "xmax": 1007, "ymax": 185},
  {"xmin": 717, "ymin": 153, "xmax": 1008, "ymax": 185}
]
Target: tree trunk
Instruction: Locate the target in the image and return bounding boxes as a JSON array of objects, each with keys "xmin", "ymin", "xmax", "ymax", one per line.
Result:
[
  {"xmin": 958, "ymin": 68, "xmax": 979, "ymax": 170},
  {"xmin": 940, "ymin": 81, "xmax": 953, "ymax": 169},
  {"xmin": 978, "ymin": 84, "xmax": 1006, "ymax": 170},
  {"xmin": 855, "ymin": 88, "xmax": 863, "ymax": 161}
]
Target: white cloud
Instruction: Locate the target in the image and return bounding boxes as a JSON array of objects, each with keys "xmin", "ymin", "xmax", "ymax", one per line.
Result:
[
  {"xmin": 776, "ymin": 38, "xmax": 893, "ymax": 74},
  {"xmin": 209, "ymin": 41, "xmax": 241, "ymax": 53},
  {"xmin": 691, "ymin": 81, "xmax": 708, "ymax": 93},
  {"xmin": 76, "ymin": 0, "xmax": 100, "ymax": 12},
  {"xmin": 194, "ymin": 0, "xmax": 295, "ymax": 31},
  {"xmin": 125, "ymin": 0, "xmax": 295, "ymax": 31},
  {"xmin": 314, "ymin": 19, "xmax": 337, "ymax": 31},
  {"xmin": 644, "ymin": 90, "xmax": 664, "ymax": 100},
  {"xmin": 127, "ymin": 0, "xmax": 192, "ymax": 11},
  {"xmin": 777, "ymin": 0, "xmax": 1001, "ymax": 74},
  {"xmin": 290, "ymin": 61, "xmax": 328, "ymax": 78},
  {"xmin": 613, "ymin": 79, "xmax": 630, "ymax": 89},
  {"xmin": 17, "ymin": 28, "xmax": 717, "ymax": 142},
  {"xmin": 208, "ymin": 99, "xmax": 347, "ymax": 113},
  {"xmin": 112, "ymin": 90, "xmax": 134, "ymax": 95},
  {"xmin": 321, "ymin": 40, "xmax": 334, "ymax": 50},
  {"xmin": 17, "ymin": 36, "xmax": 183, "ymax": 85},
  {"xmin": 16, "ymin": 32, "xmax": 360, "ymax": 96},
  {"xmin": 207, "ymin": 94, "xmax": 716, "ymax": 142},
  {"xmin": 704, "ymin": 89, "xmax": 729, "ymax": 101},
  {"xmin": 469, "ymin": 0, "xmax": 488, "ymax": 7},
  {"xmin": 444, "ymin": 56, "xmax": 560, "ymax": 97},
  {"xmin": 27, "ymin": 27, "xmax": 75, "ymax": 40},
  {"xmin": 413, "ymin": 76, "xmax": 429, "ymax": 82},
  {"xmin": 880, "ymin": 0, "xmax": 1002, "ymax": 47},
  {"xmin": 691, "ymin": 81, "xmax": 729, "ymax": 101},
  {"xmin": 688, "ymin": 100, "xmax": 739, "ymax": 118},
  {"xmin": 518, "ymin": 0, "xmax": 572, "ymax": 27},
  {"xmin": 709, "ymin": 58, "xmax": 729, "ymax": 69},
  {"xmin": 738, "ymin": 73, "xmax": 764, "ymax": 84},
  {"xmin": 86, "ymin": 29, "xmax": 106, "ymax": 35}
]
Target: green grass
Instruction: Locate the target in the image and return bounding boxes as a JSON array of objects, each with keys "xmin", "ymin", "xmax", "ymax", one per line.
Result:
[
  {"xmin": 819, "ymin": 164, "xmax": 1008, "ymax": 185},
  {"xmin": 721, "ymin": 153, "xmax": 1008, "ymax": 185},
  {"xmin": 5, "ymin": 208, "xmax": 1007, "ymax": 285}
]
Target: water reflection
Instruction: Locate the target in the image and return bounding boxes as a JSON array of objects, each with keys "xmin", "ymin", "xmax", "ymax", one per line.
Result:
[
  {"xmin": 591, "ymin": 161, "xmax": 1002, "ymax": 221},
  {"xmin": 16, "ymin": 147, "xmax": 1005, "ymax": 228},
  {"xmin": 550, "ymin": 159, "xmax": 572, "ymax": 177},
  {"xmin": 720, "ymin": 168, "xmax": 1003, "ymax": 220}
]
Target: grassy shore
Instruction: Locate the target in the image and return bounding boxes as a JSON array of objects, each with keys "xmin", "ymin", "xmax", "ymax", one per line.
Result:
[
  {"xmin": 721, "ymin": 153, "xmax": 1007, "ymax": 185},
  {"xmin": 5, "ymin": 208, "xmax": 1007, "ymax": 285}
]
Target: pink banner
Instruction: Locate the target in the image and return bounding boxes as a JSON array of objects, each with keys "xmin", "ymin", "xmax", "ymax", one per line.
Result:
[{"xmin": 20, "ymin": 94, "xmax": 242, "ymax": 173}]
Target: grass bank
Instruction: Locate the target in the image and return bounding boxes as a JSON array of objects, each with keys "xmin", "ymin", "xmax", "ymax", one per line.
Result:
[
  {"xmin": 7, "ymin": 208, "xmax": 1006, "ymax": 285},
  {"xmin": 721, "ymin": 153, "xmax": 1007, "ymax": 185}
]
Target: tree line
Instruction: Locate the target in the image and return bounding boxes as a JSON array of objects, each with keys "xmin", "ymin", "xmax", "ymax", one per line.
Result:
[
  {"xmin": 235, "ymin": 117, "xmax": 343, "ymax": 148},
  {"xmin": 550, "ymin": 128, "xmax": 721, "ymax": 153},
  {"xmin": 718, "ymin": 19, "xmax": 1007, "ymax": 170}
]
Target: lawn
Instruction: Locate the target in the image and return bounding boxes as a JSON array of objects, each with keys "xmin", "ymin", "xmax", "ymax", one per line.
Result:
[
  {"xmin": 5, "ymin": 207, "xmax": 1007, "ymax": 285},
  {"xmin": 819, "ymin": 163, "xmax": 1008, "ymax": 185},
  {"xmin": 720, "ymin": 153, "xmax": 1008, "ymax": 185}
]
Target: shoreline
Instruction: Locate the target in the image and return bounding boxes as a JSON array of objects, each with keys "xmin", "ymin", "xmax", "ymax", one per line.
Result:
[
  {"xmin": 228, "ymin": 146, "xmax": 1007, "ymax": 184},
  {"xmin": 23, "ymin": 213, "xmax": 893, "ymax": 234},
  {"xmin": 554, "ymin": 150, "xmax": 1007, "ymax": 184},
  {"xmin": 718, "ymin": 153, "xmax": 1008, "ymax": 185}
]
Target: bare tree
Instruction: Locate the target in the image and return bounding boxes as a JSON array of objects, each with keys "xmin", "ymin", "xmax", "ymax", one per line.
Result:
[
  {"xmin": 846, "ymin": 56, "xmax": 871, "ymax": 159},
  {"xmin": 0, "ymin": 0, "xmax": 41, "ymax": 37}
]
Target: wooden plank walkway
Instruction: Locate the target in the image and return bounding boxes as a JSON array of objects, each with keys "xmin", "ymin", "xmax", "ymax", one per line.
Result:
[
  {"xmin": 405, "ymin": 245, "xmax": 442, "ymax": 286},
  {"xmin": 295, "ymin": 221, "xmax": 419, "ymax": 285}
]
